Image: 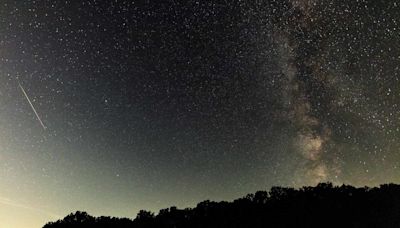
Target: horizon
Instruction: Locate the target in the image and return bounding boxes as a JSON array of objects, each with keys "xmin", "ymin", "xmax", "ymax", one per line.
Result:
[
  {"xmin": 1, "ymin": 0, "xmax": 399, "ymax": 227},
  {"xmin": 43, "ymin": 182, "xmax": 400, "ymax": 227}
]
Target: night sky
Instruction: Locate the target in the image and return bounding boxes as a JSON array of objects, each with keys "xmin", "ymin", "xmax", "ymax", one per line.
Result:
[{"xmin": 1, "ymin": 0, "xmax": 400, "ymax": 227}]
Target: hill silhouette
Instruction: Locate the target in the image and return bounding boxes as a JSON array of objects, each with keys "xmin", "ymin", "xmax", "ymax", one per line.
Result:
[{"xmin": 43, "ymin": 183, "xmax": 400, "ymax": 228}]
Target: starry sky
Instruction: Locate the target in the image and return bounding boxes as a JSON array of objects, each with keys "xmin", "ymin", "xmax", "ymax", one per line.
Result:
[{"xmin": 1, "ymin": 0, "xmax": 400, "ymax": 227}]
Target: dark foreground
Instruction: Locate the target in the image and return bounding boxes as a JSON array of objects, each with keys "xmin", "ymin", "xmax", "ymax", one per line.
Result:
[{"xmin": 44, "ymin": 183, "xmax": 400, "ymax": 228}]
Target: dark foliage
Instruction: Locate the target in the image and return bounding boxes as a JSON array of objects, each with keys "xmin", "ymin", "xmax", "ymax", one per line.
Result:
[{"xmin": 43, "ymin": 183, "xmax": 400, "ymax": 228}]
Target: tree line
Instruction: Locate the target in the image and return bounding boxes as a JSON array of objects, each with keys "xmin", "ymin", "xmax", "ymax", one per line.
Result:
[{"xmin": 43, "ymin": 183, "xmax": 400, "ymax": 228}]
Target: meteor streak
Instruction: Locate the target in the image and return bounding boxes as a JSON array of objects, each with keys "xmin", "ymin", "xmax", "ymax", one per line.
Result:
[
  {"xmin": 0, "ymin": 196, "xmax": 60, "ymax": 219},
  {"xmin": 18, "ymin": 82, "xmax": 47, "ymax": 130}
]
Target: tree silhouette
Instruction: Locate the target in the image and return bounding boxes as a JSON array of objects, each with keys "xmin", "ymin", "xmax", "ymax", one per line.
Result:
[{"xmin": 43, "ymin": 183, "xmax": 400, "ymax": 228}]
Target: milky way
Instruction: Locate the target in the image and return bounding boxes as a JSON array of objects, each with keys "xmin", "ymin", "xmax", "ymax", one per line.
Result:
[
  {"xmin": 0, "ymin": 1, "xmax": 399, "ymax": 227},
  {"xmin": 273, "ymin": 0, "xmax": 400, "ymax": 185}
]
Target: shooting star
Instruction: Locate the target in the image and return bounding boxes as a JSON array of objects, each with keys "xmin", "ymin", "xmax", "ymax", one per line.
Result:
[
  {"xmin": 0, "ymin": 196, "xmax": 60, "ymax": 219},
  {"xmin": 18, "ymin": 82, "xmax": 47, "ymax": 130}
]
